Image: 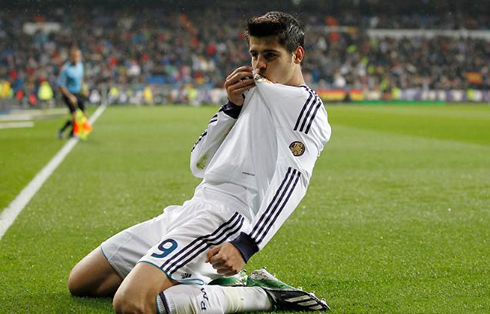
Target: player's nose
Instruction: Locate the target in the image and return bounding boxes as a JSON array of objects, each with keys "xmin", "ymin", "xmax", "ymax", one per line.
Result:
[{"xmin": 255, "ymin": 56, "xmax": 267, "ymax": 71}]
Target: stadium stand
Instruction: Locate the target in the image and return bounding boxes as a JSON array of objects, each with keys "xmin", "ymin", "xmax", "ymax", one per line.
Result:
[{"xmin": 1, "ymin": 0, "xmax": 490, "ymax": 107}]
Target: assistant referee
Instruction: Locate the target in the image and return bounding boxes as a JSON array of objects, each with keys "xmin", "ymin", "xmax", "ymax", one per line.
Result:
[{"xmin": 57, "ymin": 47, "xmax": 87, "ymax": 139}]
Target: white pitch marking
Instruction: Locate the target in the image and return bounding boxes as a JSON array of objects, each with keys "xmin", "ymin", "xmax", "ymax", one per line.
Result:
[
  {"xmin": 0, "ymin": 115, "xmax": 33, "ymax": 121},
  {"xmin": 0, "ymin": 122, "xmax": 35, "ymax": 129},
  {"xmin": 0, "ymin": 104, "xmax": 108, "ymax": 240}
]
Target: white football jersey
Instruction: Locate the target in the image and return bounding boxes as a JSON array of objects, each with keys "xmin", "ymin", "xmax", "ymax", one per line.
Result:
[{"xmin": 190, "ymin": 75, "xmax": 331, "ymax": 260}]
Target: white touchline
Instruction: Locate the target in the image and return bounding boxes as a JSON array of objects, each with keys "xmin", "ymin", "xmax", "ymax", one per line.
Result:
[{"xmin": 0, "ymin": 104, "xmax": 108, "ymax": 240}]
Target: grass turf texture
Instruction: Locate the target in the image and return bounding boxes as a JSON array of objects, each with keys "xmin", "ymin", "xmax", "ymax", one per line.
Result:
[
  {"xmin": 0, "ymin": 104, "xmax": 489, "ymax": 313},
  {"xmin": 0, "ymin": 115, "xmax": 65, "ymax": 211},
  {"xmin": 0, "ymin": 109, "xmax": 95, "ymax": 212}
]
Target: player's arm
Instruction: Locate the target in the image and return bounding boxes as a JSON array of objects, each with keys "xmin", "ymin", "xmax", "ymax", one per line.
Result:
[
  {"xmin": 57, "ymin": 66, "xmax": 77, "ymax": 106},
  {"xmin": 190, "ymin": 66, "xmax": 255, "ymax": 178},
  {"xmin": 207, "ymin": 85, "xmax": 331, "ymax": 274},
  {"xmin": 207, "ymin": 134, "xmax": 320, "ymax": 275},
  {"xmin": 233, "ymin": 138, "xmax": 320, "ymax": 257},
  {"xmin": 59, "ymin": 86, "xmax": 77, "ymax": 107},
  {"xmin": 190, "ymin": 102, "xmax": 242, "ymax": 177},
  {"xmin": 231, "ymin": 86, "xmax": 331, "ymax": 260}
]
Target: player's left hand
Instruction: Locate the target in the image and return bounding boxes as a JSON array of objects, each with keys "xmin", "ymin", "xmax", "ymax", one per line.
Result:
[{"xmin": 206, "ymin": 243, "xmax": 245, "ymax": 276}]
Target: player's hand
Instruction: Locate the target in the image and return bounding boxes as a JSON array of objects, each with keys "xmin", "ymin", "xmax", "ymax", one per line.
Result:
[
  {"xmin": 224, "ymin": 66, "xmax": 255, "ymax": 106},
  {"xmin": 206, "ymin": 243, "xmax": 245, "ymax": 276},
  {"xmin": 69, "ymin": 95, "xmax": 78, "ymax": 107}
]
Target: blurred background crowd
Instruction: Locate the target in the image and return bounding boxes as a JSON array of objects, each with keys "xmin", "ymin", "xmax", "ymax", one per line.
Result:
[{"xmin": 1, "ymin": 0, "xmax": 490, "ymax": 107}]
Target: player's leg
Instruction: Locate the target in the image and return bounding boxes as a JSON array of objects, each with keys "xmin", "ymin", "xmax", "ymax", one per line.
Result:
[
  {"xmin": 108, "ymin": 193, "xmax": 289, "ymax": 313},
  {"xmin": 59, "ymin": 119, "xmax": 72, "ymax": 138},
  {"xmin": 59, "ymin": 95, "xmax": 76, "ymax": 138},
  {"xmin": 69, "ymin": 109, "xmax": 77, "ymax": 137},
  {"xmin": 68, "ymin": 247, "xmax": 122, "ymax": 297},
  {"xmin": 76, "ymin": 94, "xmax": 88, "ymax": 117},
  {"xmin": 113, "ymin": 262, "xmax": 175, "ymax": 313},
  {"xmin": 68, "ymin": 94, "xmax": 82, "ymax": 137},
  {"xmin": 116, "ymin": 195, "xmax": 248, "ymax": 313},
  {"xmin": 157, "ymin": 284, "xmax": 271, "ymax": 314},
  {"xmin": 68, "ymin": 213, "xmax": 170, "ymax": 298},
  {"xmin": 111, "ymin": 260, "xmax": 270, "ymax": 313},
  {"xmin": 157, "ymin": 268, "xmax": 329, "ymax": 313},
  {"xmin": 114, "ymin": 264, "xmax": 270, "ymax": 314},
  {"xmin": 110, "ymin": 201, "xmax": 203, "ymax": 312}
]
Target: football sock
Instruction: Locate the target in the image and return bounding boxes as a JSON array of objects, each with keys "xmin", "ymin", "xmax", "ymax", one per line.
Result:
[
  {"xmin": 60, "ymin": 119, "xmax": 72, "ymax": 133},
  {"xmin": 156, "ymin": 285, "xmax": 272, "ymax": 314}
]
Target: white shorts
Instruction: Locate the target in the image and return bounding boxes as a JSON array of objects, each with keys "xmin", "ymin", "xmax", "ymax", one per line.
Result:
[{"xmin": 100, "ymin": 188, "xmax": 249, "ymax": 285}]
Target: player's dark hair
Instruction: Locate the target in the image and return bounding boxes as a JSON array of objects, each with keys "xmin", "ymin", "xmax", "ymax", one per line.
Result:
[{"xmin": 245, "ymin": 11, "xmax": 305, "ymax": 53}]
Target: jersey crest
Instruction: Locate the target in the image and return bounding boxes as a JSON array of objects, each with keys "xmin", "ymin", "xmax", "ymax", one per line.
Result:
[{"xmin": 289, "ymin": 141, "xmax": 305, "ymax": 156}]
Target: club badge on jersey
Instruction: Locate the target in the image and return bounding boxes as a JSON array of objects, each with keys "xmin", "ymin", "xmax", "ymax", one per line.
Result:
[{"xmin": 289, "ymin": 141, "xmax": 305, "ymax": 156}]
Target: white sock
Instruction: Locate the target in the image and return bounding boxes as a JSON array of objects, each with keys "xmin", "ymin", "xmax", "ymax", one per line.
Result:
[{"xmin": 156, "ymin": 285, "xmax": 272, "ymax": 314}]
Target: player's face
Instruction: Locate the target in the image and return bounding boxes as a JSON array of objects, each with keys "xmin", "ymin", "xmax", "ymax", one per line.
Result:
[
  {"xmin": 249, "ymin": 36, "xmax": 296, "ymax": 85},
  {"xmin": 70, "ymin": 49, "xmax": 81, "ymax": 64}
]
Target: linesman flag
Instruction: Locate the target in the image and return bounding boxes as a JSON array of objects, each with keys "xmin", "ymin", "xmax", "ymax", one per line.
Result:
[{"xmin": 74, "ymin": 109, "xmax": 93, "ymax": 140}]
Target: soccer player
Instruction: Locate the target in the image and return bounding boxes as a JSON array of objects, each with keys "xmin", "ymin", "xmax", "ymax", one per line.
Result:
[
  {"xmin": 57, "ymin": 47, "xmax": 87, "ymax": 139},
  {"xmin": 67, "ymin": 12, "xmax": 331, "ymax": 314}
]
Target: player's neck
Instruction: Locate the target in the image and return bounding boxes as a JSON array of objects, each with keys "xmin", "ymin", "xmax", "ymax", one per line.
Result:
[{"xmin": 285, "ymin": 70, "xmax": 306, "ymax": 87}]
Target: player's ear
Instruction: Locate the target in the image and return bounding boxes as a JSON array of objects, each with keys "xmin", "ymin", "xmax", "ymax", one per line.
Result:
[{"xmin": 293, "ymin": 46, "xmax": 305, "ymax": 64}]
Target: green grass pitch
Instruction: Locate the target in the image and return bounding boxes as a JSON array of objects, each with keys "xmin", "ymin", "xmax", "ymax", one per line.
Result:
[{"xmin": 1, "ymin": 104, "xmax": 489, "ymax": 313}]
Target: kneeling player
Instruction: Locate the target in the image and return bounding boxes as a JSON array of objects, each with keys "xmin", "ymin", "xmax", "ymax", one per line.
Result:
[{"xmin": 68, "ymin": 12, "xmax": 331, "ymax": 313}]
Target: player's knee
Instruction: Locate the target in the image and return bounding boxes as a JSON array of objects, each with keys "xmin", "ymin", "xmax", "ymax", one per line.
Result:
[
  {"xmin": 113, "ymin": 293, "xmax": 148, "ymax": 314},
  {"xmin": 67, "ymin": 267, "xmax": 86, "ymax": 296},
  {"xmin": 67, "ymin": 263, "xmax": 102, "ymax": 297}
]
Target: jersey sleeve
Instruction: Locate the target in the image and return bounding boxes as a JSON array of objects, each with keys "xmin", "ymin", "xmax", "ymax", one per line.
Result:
[
  {"xmin": 56, "ymin": 64, "xmax": 68, "ymax": 88},
  {"xmin": 231, "ymin": 82, "xmax": 331, "ymax": 262},
  {"xmin": 190, "ymin": 101, "xmax": 242, "ymax": 178}
]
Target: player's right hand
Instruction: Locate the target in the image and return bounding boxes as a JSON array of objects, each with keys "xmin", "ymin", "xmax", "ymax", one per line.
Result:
[
  {"xmin": 206, "ymin": 243, "xmax": 245, "ymax": 276},
  {"xmin": 224, "ymin": 66, "xmax": 255, "ymax": 106}
]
